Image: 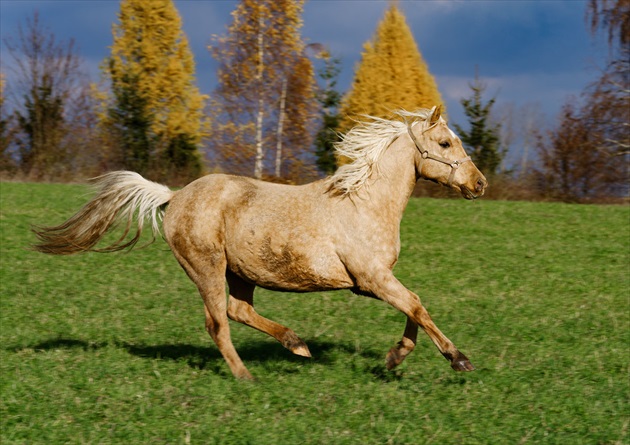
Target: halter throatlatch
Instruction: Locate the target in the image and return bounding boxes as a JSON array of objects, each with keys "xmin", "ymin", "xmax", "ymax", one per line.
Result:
[{"xmin": 407, "ymin": 122, "xmax": 472, "ymax": 186}]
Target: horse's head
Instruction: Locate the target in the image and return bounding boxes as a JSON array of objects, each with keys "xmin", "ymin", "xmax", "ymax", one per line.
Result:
[{"xmin": 408, "ymin": 106, "xmax": 487, "ymax": 199}]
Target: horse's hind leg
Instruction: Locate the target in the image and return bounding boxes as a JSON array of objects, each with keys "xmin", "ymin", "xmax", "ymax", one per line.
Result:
[
  {"xmin": 170, "ymin": 245, "xmax": 253, "ymax": 379},
  {"xmin": 201, "ymin": 282, "xmax": 253, "ymax": 380},
  {"xmin": 226, "ymin": 273, "xmax": 311, "ymax": 358}
]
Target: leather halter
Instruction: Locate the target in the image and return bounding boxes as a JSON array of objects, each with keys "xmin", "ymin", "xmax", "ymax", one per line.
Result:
[{"xmin": 407, "ymin": 122, "xmax": 472, "ymax": 186}]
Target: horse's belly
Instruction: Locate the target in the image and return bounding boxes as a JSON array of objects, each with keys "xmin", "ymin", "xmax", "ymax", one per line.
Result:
[{"xmin": 226, "ymin": 245, "xmax": 353, "ymax": 292}]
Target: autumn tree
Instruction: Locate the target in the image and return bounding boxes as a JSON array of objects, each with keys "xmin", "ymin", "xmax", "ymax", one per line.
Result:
[
  {"xmin": 99, "ymin": 0, "xmax": 207, "ymax": 184},
  {"xmin": 585, "ymin": 0, "xmax": 629, "ymax": 158},
  {"xmin": 208, "ymin": 0, "xmax": 318, "ymax": 180},
  {"xmin": 588, "ymin": 0, "xmax": 630, "ymax": 51},
  {"xmin": 534, "ymin": 100, "xmax": 626, "ymax": 201},
  {"xmin": 3, "ymin": 11, "xmax": 83, "ymax": 179},
  {"xmin": 339, "ymin": 2, "xmax": 444, "ymax": 133},
  {"xmin": 533, "ymin": 0, "xmax": 628, "ymax": 201},
  {"xmin": 453, "ymin": 73, "xmax": 506, "ymax": 177}
]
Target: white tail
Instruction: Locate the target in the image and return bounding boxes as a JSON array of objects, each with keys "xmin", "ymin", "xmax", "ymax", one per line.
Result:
[{"xmin": 32, "ymin": 171, "xmax": 174, "ymax": 255}]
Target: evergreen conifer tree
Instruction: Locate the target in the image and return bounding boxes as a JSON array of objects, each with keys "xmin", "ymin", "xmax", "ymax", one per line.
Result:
[
  {"xmin": 314, "ymin": 53, "xmax": 342, "ymax": 175},
  {"xmin": 0, "ymin": 74, "xmax": 11, "ymax": 172},
  {"xmin": 453, "ymin": 74, "xmax": 505, "ymax": 177}
]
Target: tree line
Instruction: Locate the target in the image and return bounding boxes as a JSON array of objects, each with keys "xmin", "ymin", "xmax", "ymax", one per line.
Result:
[{"xmin": 1, "ymin": 0, "xmax": 627, "ymax": 202}]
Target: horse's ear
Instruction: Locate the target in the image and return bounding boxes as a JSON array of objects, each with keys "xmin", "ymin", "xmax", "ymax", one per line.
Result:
[{"xmin": 429, "ymin": 105, "xmax": 442, "ymax": 125}]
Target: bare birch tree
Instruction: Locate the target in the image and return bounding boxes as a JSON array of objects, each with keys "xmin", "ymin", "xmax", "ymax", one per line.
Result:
[{"xmin": 208, "ymin": 0, "xmax": 318, "ymax": 180}]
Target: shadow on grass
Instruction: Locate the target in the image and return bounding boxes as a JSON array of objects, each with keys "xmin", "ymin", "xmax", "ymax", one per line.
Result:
[
  {"xmin": 7, "ymin": 336, "xmax": 385, "ymax": 373},
  {"xmin": 8, "ymin": 337, "xmax": 104, "ymax": 352}
]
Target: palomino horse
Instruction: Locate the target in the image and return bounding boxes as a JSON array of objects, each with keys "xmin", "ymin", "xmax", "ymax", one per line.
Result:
[{"xmin": 33, "ymin": 106, "xmax": 487, "ymax": 380}]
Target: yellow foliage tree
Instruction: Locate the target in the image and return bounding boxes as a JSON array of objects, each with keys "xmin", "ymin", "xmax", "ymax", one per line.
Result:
[
  {"xmin": 100, "ymin": 0, "xmax": 207, "ymax": 183},
  {"xmin": 209, "ymin": 0, "xmax": 318, "ymax": 180},
  {"xmin": 340, "ymin": 2, "xmax": 445, "ymax": 133}
]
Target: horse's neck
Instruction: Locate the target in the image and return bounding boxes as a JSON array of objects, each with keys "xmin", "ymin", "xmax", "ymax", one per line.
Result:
[{"xmin": 360, "ymin": 136, "xmax": 417, "ymax": 219}]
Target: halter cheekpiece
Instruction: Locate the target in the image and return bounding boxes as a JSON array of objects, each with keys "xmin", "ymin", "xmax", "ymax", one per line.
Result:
[{"xmin": 407, "ymin": 122, "xmax": 471, "ymax": 186}]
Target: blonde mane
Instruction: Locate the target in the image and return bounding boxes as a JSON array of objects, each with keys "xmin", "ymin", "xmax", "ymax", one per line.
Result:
[{"xmin": 328, "ymin": 109, "xmax": 434, "ymax": 195}]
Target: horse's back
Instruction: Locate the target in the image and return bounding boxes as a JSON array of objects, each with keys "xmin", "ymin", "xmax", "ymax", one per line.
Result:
[{"xmin": 165, "ymin": 173, "xmax": 327, "ymax": 226}]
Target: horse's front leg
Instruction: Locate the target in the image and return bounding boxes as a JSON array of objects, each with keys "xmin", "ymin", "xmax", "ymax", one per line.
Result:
[
  {"xmin": 386, "ymin": 317, "xmax": 418, "ymax": 370},
  {"xmin": 358, "ymin": 269, "xmax": 474, "ymax": 372}
]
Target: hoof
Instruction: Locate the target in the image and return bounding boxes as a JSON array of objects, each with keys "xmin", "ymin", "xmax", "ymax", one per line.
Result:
[
  {"xmin": 385, "ymin": 347, "xmax": 404, "ymax": 370},
  {"xmin": 445, "ymin": 350, "xmax": 475, "ymax": 372},
  {"xmin": 291, "ymin": 344, "xmax": 312, "ymax": 358},
  {"xmin": 234, "ymin": 369, "xmax": 255, "ymax": 380},
  {"xmin": 451, "ymin": 359, "xmax": 475, "ymax": 372},
  {"xmin": 282, "ymin": 332, "xmax": 312, "ymax": 358}
]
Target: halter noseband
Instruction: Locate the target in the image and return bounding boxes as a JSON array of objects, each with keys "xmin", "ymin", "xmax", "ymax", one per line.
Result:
[{"xmin": 407, "ymin": 122, "xmax": 472, "ymax": 186}]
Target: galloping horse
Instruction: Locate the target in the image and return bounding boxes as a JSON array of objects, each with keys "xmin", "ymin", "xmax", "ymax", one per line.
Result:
[{"xmin": 33, "ymin": 106, "xmax": 487, "ymax": 379}]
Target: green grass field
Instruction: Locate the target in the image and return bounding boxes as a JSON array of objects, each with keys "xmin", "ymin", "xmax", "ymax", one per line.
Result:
[{"xmin": 1, "ymin": 181, "xmax": 628, "ymax": 444}]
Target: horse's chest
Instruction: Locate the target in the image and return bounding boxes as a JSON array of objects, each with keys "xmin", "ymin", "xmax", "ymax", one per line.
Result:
[{"xmin": 347, "ymin": 222, "xmax": 401, "ymax": 263}]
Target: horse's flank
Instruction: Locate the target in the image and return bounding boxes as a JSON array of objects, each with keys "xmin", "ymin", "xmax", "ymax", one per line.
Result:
[{"xmin": 165, "ymin": 175, "xmax": 357, "ymax": 293}]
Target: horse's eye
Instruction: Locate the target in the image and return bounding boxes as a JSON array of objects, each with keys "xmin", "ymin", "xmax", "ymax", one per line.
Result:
[{"xmin": 439, "ymin": 141, "xmax": 451, "ymax": 149}]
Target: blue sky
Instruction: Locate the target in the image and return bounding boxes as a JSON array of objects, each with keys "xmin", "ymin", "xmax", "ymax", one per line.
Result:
[{"xmin": 0, "ymin": 0, "xmax": 607, "ymax": 136}]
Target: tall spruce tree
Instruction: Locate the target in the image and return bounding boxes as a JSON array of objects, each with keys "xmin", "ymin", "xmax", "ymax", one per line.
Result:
[
  {"xmin": 0, "ymin": 72, "xmax": 16, "ymax": 174},
  {"xmin": 314, "ymin": 52, "xmax": 342, "ymax": 175},
  {"xmin": 340, "ymin": 2, "xmax": 444, "ymax": 133},
  {"xmin": 209, "ymin": 0, "xmax": 318, "ymax": 180},
  {"xmin": 100, "ymin": 0, "xmax": 206, "ymax": 183},
  {"xmin": 453, "ymin": 74, "xmax": 505, "ymax": 177}
]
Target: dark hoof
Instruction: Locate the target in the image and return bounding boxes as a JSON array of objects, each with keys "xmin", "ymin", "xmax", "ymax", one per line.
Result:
[
  {"xmin": 445, "ymin": 351, "xmax": 475, "ymax": 371},
  {"xmin": 385, "ymin": 348, "xmax": 403, "ymax": 370},
  {"xmin": 451, "ymin": 359, "xmax": 475, "ymax": 372}
]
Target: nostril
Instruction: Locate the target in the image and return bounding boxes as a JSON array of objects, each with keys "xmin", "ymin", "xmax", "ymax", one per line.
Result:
[{"xmin": 475, "ymin": 178, "xmax": 486, "ymax": 193}]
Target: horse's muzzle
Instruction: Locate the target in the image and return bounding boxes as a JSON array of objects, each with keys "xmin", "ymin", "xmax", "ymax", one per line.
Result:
[
  {"xmin": 462, "ymin": 177, "xmax": 487, "ymax": 200},
  {"xmin": 475, "ymin": 177, "xmax": 487, "ymax": 196},
  {"xmin": 476, "ymin": 178, "xmax": 486, "ymax": 193}
]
